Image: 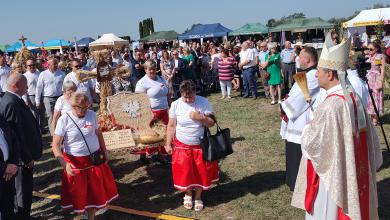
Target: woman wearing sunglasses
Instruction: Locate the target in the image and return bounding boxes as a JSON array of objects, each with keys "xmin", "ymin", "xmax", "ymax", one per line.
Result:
[
  {"xmin": 51, "ymin": 92, "xmax": 118, "ymax": 219},
  {"xmin": 366, "ymin": 41, "xmax": 386, "ymax": 125}
]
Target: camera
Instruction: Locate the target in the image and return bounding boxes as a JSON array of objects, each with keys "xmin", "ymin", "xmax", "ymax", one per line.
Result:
[{"xmin": 355, "ymin": 55, "xmax": 371, "ymax": 81}]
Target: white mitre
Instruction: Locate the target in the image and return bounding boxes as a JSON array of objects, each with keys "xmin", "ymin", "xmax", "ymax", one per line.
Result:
[
  {"xmin": 318, "ymin": 33, "xmax": 351, "ymax": 72},
  {"xmin": 318, "ymin": 32, "xmax": 367, "ymax": 132}
]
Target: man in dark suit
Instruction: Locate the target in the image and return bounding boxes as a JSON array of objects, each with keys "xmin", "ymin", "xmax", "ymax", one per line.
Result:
[
  {"xmin": 171, "ymin": 50, "xmax": 187, "ymax": 98},
  {"xmin": 0, "ymin": 73, "xmax": 42, "ymax": 219},
  {"xmin": 0, "ymin": 115, "xmax": 19, "ymax": 219}
]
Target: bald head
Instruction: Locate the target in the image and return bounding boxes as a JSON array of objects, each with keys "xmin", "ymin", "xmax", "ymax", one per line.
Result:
[
  {"xmin": 284, "ymin": 41, "xmax": 291, "ymax": 49},
  {"xmin": 242, "ymin": 42, "xmax": 248, "ymax": 50},
  {"xmin": 7, "ymin": 72, "xmax": 27, "ymax": 96}
]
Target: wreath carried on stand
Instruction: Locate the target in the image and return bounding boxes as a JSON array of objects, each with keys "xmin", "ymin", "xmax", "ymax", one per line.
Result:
[{"xmin": 75, "ymin": 50, "xmax": 166, "ymax": 152}]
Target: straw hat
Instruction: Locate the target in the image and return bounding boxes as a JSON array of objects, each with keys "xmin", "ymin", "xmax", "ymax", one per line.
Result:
[
  {"xmin": 295, "ymin": 42, "xmax": 303, "ymax": 47},
  {"xmin": 268, "ymin": 42, "xmax": 277, "ymax": 49}
]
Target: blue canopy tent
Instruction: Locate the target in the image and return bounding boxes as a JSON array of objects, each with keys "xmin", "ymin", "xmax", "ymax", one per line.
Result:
[
  {"xmin": 178, "ymin": 23, "xmax": 232, "ymax": 40},
  {"xmin": 70, "ymin": 37, "xmax": 95, "ymax": 47},
  {"xmin": 43, "ymin": 39, "xmax": 70, "ymax": 50},
  {"xmin": 6, "ymin": 41, "xmax": 39, "ymax": 52},
  {"xmin": 6, "ymin": 42, "xmax": 21, "ymax": 53}
]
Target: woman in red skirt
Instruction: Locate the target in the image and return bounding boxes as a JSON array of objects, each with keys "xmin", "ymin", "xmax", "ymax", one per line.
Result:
[
  {"xmin": 135, "ymin": 60, "xmax": 171, "ymax": 163},
  {"xmin": 165, "ymin": 80, "xmax": 219, "ymax": 211},
  {"xmin": 51, "ymin": 92, "xmax": 118, "ymax": 219}
]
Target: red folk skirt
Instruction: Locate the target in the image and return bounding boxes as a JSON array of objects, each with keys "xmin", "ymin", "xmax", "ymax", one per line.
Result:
[
  {"xmin": 132, "ymin": 109, "xmax": 169, "ymax": 156},
  {"xmin": 172, "ymin": 138, "xmax": 219, "ymax": 191},
  {"xmin": 61, "ymin": 152, "xmax": 118, "ymax": 213}
]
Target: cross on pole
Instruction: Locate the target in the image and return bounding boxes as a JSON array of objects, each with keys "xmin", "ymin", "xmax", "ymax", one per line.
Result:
[{"xmin": 19, "ymin": 35, "xmax": 27, "ymax": 46}]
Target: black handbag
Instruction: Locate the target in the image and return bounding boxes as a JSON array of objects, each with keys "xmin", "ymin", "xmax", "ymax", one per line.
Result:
[
  {"xmin": 66, "ymin": 113, "xmax": 106, "ymax": 166},
  {"xmin": 201, "ymin": 116, "xmax": 233, "ymax": 161}
]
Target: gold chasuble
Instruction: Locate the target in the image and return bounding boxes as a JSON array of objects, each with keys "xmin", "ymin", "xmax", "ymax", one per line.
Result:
[{"xmin": 291, "ymin": 33, "xmax": 383, "ymax": 220}]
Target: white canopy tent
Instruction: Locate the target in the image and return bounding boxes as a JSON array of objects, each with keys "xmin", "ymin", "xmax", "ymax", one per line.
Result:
[
  {"xmin": 89, "ymin": 33, "xmax": 129, "ymax": 50},
  {"xmin": 343, "ymin": 8, "xmax": 390, "ymax": 28},
  {"xmin": 343, "ymin": 8, "xmax": 390, "ymax": 46}
]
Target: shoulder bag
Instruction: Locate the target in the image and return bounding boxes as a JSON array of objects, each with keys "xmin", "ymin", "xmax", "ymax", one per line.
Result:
[
  {"xmin": 201, "ymin": 115, "xmax": 233, "ymax": 161},
  {"xmin": 66, "ymin": 113, "xmax": 106, "ymax": 165}
]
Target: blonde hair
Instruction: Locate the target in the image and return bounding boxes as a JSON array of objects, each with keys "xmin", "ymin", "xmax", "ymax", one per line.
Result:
[
  {"xmin": 11, "ymin": 62, "xmax": 23, "ymax": 70},
  {"xmin": 183, "ymin": 47, "xmax": 191, "ymax": 54},
  {"xmin": 70, "ymin": 92, "xmax": 89, "ymax": 108},
  {"xmin": 47, "ymin": 55, "xmax": 58, "ymax": 62}
]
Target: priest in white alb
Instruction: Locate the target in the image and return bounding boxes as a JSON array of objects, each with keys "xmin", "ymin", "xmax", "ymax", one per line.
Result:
[
  {"xmin": 291, "ymin": 34, "xmax": 383, "ymax": 220},
  {"xmin": 280, "ymin": 46, "xmax": 322, "ymax": 191}
]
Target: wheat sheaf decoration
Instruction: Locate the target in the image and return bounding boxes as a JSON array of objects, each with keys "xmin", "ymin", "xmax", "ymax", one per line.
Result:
[
  {"xmin": 293, "ymin": 71, "xmax": 311, "ymax": 103},
  {"xmin": 75, "ymin": 69, "xmax": 98, "ymax": 82},
  {"xmin": 14, "ymin": 47, "xmax": 34, "ymax": 68}
]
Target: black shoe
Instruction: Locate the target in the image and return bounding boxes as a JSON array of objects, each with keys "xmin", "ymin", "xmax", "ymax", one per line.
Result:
[
  {"xmin": 151, "ymin": 154, "xmax": 169, "ymax": 165},
  {"xmin": 156, "ymin": 155, "xmax": 170, "ymax": 165},
  {"xmin": 139, "ymin": 155, "xmax": 150, "ymax": 164}
]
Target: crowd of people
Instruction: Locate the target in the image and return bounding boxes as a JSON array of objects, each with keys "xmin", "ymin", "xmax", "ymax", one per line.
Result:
[
  {"xmin": 0, "ymin": 31, "xmax": 389, "ymax": 219},
  {"xmin": 1, "ymin": 35, "xmax": 304, "ymax": 104}
]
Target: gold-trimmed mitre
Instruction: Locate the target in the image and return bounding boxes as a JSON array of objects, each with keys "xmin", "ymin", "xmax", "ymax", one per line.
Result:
[{"xmin": 318, "ymin": 33, "xmax": 351, "ymax": 72}]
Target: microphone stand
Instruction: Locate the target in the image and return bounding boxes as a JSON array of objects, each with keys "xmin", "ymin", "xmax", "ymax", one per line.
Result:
[{"xmin": 364, "ymin": 78, "xmax": 390, "ymax": 151}]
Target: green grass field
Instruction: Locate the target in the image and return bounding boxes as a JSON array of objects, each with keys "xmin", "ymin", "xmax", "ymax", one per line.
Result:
[{"xmin": 32, "ymin": 90, "xmax": 390, "ymax": 220}]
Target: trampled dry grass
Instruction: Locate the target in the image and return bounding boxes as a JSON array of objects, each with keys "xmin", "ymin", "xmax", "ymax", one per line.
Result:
[{"xmin": 32, "ymin": 91, "xmax": 390, "ymax": 220}]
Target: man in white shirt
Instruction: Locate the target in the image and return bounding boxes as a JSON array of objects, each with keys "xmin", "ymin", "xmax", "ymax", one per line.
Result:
[
  {"xmin": 258, "ymin": 42, "xmax": 270, "ymax": 97},
  {"xmin": 281, "ymin": 41, "xmax": 296, "ymax": 93},
  {"xmin": 239, "ymin": 42, "xmax": 257, "ymax": 99},
  {"xmin": 111, "ymin": 50, "xmax": 123, "ymax": 66},
  {"xmin": 0, "ymin": 50, "xmax": 11, "ymax": 93},
  {"xmin": 23, "ymin": 59, "xmax": 46, "ymax": 130},
  {"xmin": 35, "ymin": 57, "xmax": 65, "ymax": 135},
  {"xmin": 64, "ymin": 59, "xmax": 98, "ymax": 103}
]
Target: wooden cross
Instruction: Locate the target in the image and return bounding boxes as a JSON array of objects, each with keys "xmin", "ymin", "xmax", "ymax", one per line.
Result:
[{"xmin": 19, "ymin": 35, "xmax": 27, "ymax": 46}]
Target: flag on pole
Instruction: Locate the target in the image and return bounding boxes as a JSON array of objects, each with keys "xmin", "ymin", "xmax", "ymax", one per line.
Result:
[
  {"xmin": 74, "ymin": 37, "xmax": 78, "ymax": 55},
  {"xmin": 281, "ymin": 31, "xmax": 286, "ymax": 46}
]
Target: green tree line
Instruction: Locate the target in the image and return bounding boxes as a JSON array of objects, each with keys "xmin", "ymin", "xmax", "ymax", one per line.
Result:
[{"xmin": 139, "ymin": 17, "xmax": 155, "ymax": 39}]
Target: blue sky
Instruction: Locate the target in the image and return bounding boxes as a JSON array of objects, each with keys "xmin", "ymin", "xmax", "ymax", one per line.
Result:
[{"xmin": 2, "ymin": 0, "xmax": 389, "ymax": 44}]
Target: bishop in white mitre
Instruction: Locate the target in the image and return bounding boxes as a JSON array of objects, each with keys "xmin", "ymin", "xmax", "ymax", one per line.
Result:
[{"xmin": 291, "ymin": 34, "xmax": 383, "ymax": 220}]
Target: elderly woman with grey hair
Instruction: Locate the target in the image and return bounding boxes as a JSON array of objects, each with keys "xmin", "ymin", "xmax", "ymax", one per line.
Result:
[{"xmin": 51, "ymin": 81, "xmax": 76, "ymax": 131}]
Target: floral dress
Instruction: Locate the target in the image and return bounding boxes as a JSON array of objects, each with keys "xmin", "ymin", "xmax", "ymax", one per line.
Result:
[{"xmin": 366, "ymin": 53, "xmax": 384, "ymax": 114}]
